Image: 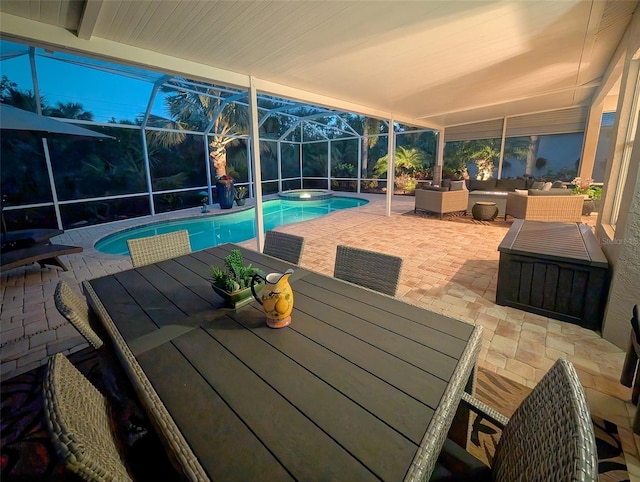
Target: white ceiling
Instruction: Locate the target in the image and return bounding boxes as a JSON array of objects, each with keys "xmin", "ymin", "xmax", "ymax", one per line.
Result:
[{"xmin": 0, "ymin": 0, "xmax": 637, "ymax": 128}]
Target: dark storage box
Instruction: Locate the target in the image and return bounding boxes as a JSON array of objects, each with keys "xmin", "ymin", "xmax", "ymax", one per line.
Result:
[{"xmin": 497, "ymin": 220, "xmax": 609, "ymax": 331}]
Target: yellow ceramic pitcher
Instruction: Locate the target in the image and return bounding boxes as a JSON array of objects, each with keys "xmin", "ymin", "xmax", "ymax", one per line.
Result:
[{"xmin": 251, "ymin": 268, "xmax": 294, "ymax": 328}]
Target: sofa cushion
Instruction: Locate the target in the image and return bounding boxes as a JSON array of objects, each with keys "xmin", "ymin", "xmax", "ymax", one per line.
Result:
[
  {"xmin": 496, "ymin": 178, "xmax": 527, "ymax": 191},
  {"xmin": 515, "ymin": 189, "xmax": 528, "ymax": 195},
  {"xmin": 422, "ymin": 185, "xmax": 449, "ymax": 192},
  {"xmin": 530, "ymin": 181, "xmax": 545, "ymax": 190},
  {"xmin": 468, "ymin": 179, "xmax": 497, "ymax": 191},
  {"xmin": 528, "ymin": 188, "xmax": 574, "ymax": 196},
  {"xmin": 441, "ymin": 179, "xmax": 451, "ymax": 190},
  {"xmin": 449, "ymin": 180, "xmax": 466, "ymax": 191}
]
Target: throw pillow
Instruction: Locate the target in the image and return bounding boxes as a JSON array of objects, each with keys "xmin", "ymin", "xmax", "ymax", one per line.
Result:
[
  {"xmin": 449, "ymin": 180, "xmax": 465, "ymax": 191},
  {"xmin": 541, "ymin": 182, "xmax": 553, "ymax": 191},
  {"xmin": 551, "ymin": 180, "xmax": 566, "ymax": 188},
  {"xmin": 530, "ymin": 181, "xmax": 545, "ymax": 190},
  {"xmin": 515, "ymin": 189, "xmax": 528, "ymax": 196}
]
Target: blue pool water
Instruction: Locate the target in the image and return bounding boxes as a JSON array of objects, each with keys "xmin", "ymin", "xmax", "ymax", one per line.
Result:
[{"xmin": 95, "ymin": 197, "xmax": 368, "ymax": 255}]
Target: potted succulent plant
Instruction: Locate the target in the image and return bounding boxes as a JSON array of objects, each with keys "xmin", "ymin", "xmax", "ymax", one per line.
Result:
[
  {"xmin": 209, "ymin": 249, "xmax": 264, "ymax": 308},
  {"xmin": 234, "ymin": 186, "xmax": 248, "ymax": 206}
]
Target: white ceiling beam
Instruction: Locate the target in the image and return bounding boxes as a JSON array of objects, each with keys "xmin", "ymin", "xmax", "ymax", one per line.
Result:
[
  {"xmin": 77, "ymin": 0, "xmax": 104, "ymax": 40},
  {"xmin": 0, "ymin": 11, "xmax": 440, "ymax": 132}
]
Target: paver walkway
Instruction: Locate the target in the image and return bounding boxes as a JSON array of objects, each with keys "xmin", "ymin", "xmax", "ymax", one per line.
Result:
[{"xmin": 1, "ymin": 192, "xmax": 638, "ymax": 477}]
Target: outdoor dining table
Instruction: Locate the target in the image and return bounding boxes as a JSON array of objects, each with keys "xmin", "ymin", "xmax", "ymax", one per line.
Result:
[{"xmin": 83, "ymin": 243, "xmax": 482, "ymax": 482}]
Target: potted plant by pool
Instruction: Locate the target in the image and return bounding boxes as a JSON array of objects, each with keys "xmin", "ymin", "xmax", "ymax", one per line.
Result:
[
  {"xmin": 209, "ymin": 249, "xmax": 264, "ymax": 308},
  {"xmin": 234, "ymin": 186, "xmax": 248, "ymax": 206},
  {"xmin": 571, "ymin": 177, "xmax": 601, "ymax": 215},
  {"xmin": 216, "ymin": 174, "xmax": 235, "ymax": 209}
]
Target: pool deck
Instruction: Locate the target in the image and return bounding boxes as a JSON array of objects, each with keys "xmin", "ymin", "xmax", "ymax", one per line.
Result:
[{"xmin": 2, "ymin": 192, "xmax": 639, "ymax": 475}]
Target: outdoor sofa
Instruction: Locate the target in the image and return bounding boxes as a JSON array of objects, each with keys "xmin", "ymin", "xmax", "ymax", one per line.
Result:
[{"xmin": 464, "ymin": 178, "xmax": 566, "ymax": 216}]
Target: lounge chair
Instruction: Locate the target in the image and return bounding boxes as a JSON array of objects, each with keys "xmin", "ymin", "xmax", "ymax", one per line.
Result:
[{"xmin": 1, "ymin": 244, "xmax": 83, "ymax": 272}]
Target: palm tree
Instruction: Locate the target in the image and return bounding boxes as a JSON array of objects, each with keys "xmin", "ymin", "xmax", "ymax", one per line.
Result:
[
  {"xmin": 373, "ymin": 146, "xmax": 426, "ymax": 176},
  {"xmin": 45, "ymin": 102, "xmax": 94, "ymax": 121},
  {"xmin": 149, "ymin": 84, "xmax": 250, "ymax": 177}
]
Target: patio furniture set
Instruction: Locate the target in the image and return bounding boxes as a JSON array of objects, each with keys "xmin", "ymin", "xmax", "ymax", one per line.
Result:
[
  {"xmin": 415, "ymin": 177, "xmax": 585, "ymax": 222},
  {"xmin": 38, "ymin": 228, "xmax": 598, "ymax": 481}
]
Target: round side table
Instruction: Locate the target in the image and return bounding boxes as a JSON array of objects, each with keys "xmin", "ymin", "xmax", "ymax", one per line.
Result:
[{"xmin": 472, "ymin": 201, "xmax": 498, "ymax": 221}]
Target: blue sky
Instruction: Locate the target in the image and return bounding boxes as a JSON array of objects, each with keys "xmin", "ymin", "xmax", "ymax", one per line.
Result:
[{"xmin": 1, "ymin": 40, "xmax": 167, "ymax": 123}]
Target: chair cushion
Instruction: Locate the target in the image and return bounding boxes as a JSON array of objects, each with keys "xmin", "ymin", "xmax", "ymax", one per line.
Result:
[
  {"xmin": 515, "ymin": 189, "xmax": 528, "ymax": 195},
  {"xmin": 423, "ymin": 186, "xmax": 450, "ymax": 192},
  {"xmin": 449, "ymin": 180, "xmax": 466, "ymax": 191},
  {"xmin": 442, "ymin": 179, "xmax": 452, "ymax": 190},
  {"xmin": 528, "ymin": 189, "xmax": 574, "ymax": 196}
]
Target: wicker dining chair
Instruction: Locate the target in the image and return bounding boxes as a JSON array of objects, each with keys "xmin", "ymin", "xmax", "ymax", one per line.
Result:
[
  {"xmin": 126, "ymin": 229, "xmax": 192, "ymax": 268},
  {"xmin": 434, "ymin": 358, "xmax": 598, "ymax": 482},
  {"xmin": 43, "ymin": 353, "xmax": 134, "ymax": 482},
  {"xmin": 54, "ymin": 280, "xmax": 103, "ymax": 349},
  {"xmin": 333, "ymin": 245, "xmax": 403, "ymax": 297},
  {"xmin": 263, "ymin": 230, "xmax": 305, "ymax": 264}
]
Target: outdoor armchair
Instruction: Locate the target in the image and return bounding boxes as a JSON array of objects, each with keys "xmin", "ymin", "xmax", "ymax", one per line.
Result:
[
  {"xmin": 415, "ymin": 186, "xmax": 468, "ymax": 219},
  {"xmin": 504, "ymin": 192, "xmax": 583, "ymax": 222}
]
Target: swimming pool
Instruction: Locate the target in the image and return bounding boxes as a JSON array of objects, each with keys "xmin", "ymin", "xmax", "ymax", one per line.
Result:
[{"xmin": 95, "ymin": 197, "xmax": 368, "ymax": 255}]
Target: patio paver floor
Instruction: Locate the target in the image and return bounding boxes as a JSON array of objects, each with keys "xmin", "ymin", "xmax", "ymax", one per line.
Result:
[{"xmin": 1, "ymin": 192, "xmax": 638, "ymax": 478}]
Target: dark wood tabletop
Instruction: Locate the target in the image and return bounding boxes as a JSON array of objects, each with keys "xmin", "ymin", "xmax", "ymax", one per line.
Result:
[{"xmin": 84, "ymin": 244, "xmax": 482, "ymax": 482}]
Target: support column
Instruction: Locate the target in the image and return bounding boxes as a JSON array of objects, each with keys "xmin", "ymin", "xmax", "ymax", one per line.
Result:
[
  {"xmin": 580, "ymin": 102, "xmax": 605, "ymax": 180},
  {"xmin": 385, "ymin": 118, "xmax": 395, "ymax": 217},
  {"xmin": 249, "ymin": 77, "xmax": 265, "ymax": 252},
  {"xmin": 433, "ymin": 129, "xmax": 444, "ymax": 186}
]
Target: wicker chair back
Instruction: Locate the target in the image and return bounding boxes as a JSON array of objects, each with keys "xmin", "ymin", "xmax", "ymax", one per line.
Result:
[
  {"xmin": 127, "ymin": 229, "xmax": 191, "ymax": 267},
  {"xmin": 54, "ymin": 281, "xmax": 103, "ymax": 349},
  {"xmin": 43, "ymin": 353, "xmax": 133, "ymax": 482},
  {"xmin": 492, "ymin": 358, "xmax": 597, "ymax": 481},
  {"xmin": 333, "ymin": 245, "xmax": 403, "ymax": 297},
  {"xmin": 263, "ymin": 230, "xmax": 305, "ymax": 264}
]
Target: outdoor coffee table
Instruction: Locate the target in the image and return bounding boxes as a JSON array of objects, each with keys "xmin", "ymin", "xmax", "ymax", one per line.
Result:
[{"xmin": 84, "ymin": 243, "xmax": 482, "ymax": 482}]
